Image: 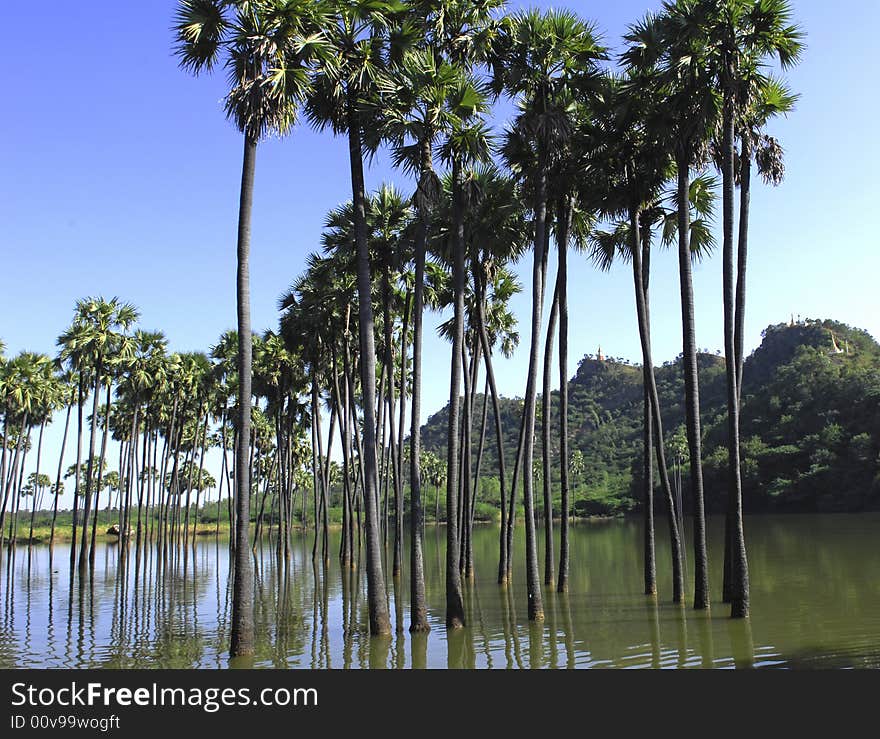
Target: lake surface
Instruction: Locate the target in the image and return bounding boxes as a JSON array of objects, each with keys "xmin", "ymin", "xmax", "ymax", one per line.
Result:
[{"xmin": 1, "ymin": 514, "xmax": 879, "ymax": 668}]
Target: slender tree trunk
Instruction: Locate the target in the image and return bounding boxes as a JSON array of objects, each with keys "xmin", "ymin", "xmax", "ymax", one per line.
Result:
[
  {"xmin": 458, "ymin": 343, "xmax": 472, "ymax": 575},
  {"xmin": 397, "ymin": 289, "xmax": 410, "ymax": 575},
  {"xmin": 409, "ymin": 161, "xmax": 431, "ymax": 633},
  {"xmin": 630, "ymin": 203, "xmax": 684, "ymax": 604},
  {"xmin": 28, "ymin": 420, "xmax": 47, "ymax": 544},
  {"xmin": 520, "ymin": 165, "xmax": 549, "ymax": 622},
  {"xmin": 505, "ymin": 409, "xmax": 527, "ymax": 581},
  {"xmin": 445, "ymin": 157, "xmax": 467, "ymax": 629},
  {"xmin": 542, "ymin": 278, "xmax": 560, "ymax": 587},
  {"xmin": 78, "ymin": 359, "xmax": 103, "ymax": 571},
  {"xmin": 469, "ymin": 375, "xmax": 489, "ymax": 571},
  {"xmin": 346, "ymin": 91, "xmax": 391, "ymax": 635},
  {"xmin": 676, "ymin": 160, "xmax": 710, "ymax": 610},
  {"xmin": 640, "ymin": 221, "xmax": 657, "ymax": 596},
  {"xmin": 0, "ymin": 418, "xmax": 7, "ymax": 545},
  {"xmin": 69, "ymin": 379, "xmax": 84, "ymax": 574},
  {"xmin": 721, "ymin": 90, "xmax": 749, "ymax": 619},
  {"xmin": 381, "ymin": 272, "xmax": 403, "ymax": 578},
  {"xmin": 725, "ymin": 135, "xmax": 752, "ymax": 601},
  {"xmin": 735, "ymin": 135, "xmax": 751, "ymax": 400},
  {"xmin": 229, "ymin": 132, "xmax": 257, "ymax": 659},
  {"xmin": 88, "ymin": 381, "xmax": 112, "ymax": 566},
  {"xmin": 556, "ymin": 199, "xmax": 573, "ymax": 593},
  {"xmin": 310, "ymin": 373, "xmax": 320, "ymax": 560},
  {"xmin": 475, "ymin": 286, "xmax": 509, "ymax": 587}
]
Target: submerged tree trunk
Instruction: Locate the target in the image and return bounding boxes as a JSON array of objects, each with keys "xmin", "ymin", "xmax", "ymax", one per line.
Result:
[
  {"xmin": 542, "ymin": 279, "xmax": 560, "ymax": 587},
  {"xmin": 49, "ymin": 391, "xmax": 73, "ymax": 550},
  {"xmin": 726, "ymin": 134, "xmax": 752, "ymax": 602},
  {"xmin": 408, "ymin": 163, "xmax": 431, "ymax": 632},
  {"xmin": 88, "ymin": 381, "xmax": 113, "ymax": 567},
  {"xmin": 229, "ymin": 133, "xmax": 257, "ymax": 659},
  {"xmin": 520, "ymin": 165, "xmax": 549, "ymax": 622},
  {"xmin": 630, "ymin": 202, "xmax": 684, "ymax": 604},
  {"xmin": 676, "ymin": 161, "xmax": 710, "ymax": 610},
  {"xmin": 475, "ymin": 287, "xmax": 508, "ymax": 588},
  {"xmin": 346, "ymin": 92, "xmax": 391, "ymax": 635},
  {"xmin": 721, "ymin": 93, "xmax": 749, "ymax": 619},
  {"xmin": 640, "ymin": 223, "xmax": 656, "ymax": 596},
  {"xmin": 445, "ymin": 157, "xmax": 467, "ymax": 629},
  {"xmin": 556, "ymin": 199, "xmax": 573, "ymax": 593}
]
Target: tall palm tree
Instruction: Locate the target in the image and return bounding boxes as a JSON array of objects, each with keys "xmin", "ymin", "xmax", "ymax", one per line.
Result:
[
  {"xmin": 586, "ymin": 71, "xmax": 694, "ymax": 604},
  {"xmin": 380, "ymin": 43, "xmax": 461, "ymax": 634},
  {"xmin": 494, "ymin": 7, "xmax": 605, "ymax": 620},
  {"xmin": 305, "ymin": 0, "xmax": 421, "ymax": 637},
  {"xmin": 174, "ymin": 0, "xmax": 327, "ymax": 656},
  {"xmin": 380, "ymin": 0, "xmax": 504, "ymax": 631},
  {"xmin": 624, "ymin": 8, "xmax": 721, "ymax": 609},
  {"xmin": 691, "ymin": 0, "xmax": 803, "ymax": 618},
  {"xmin": 435, "ymin": 164, "xmax": 526, "ymax": 584},
  {"xmin": 437, "ymin": 75, "xmax": 493, "ymax": 628},
  {"xmin": 541, "ymin": 93, "xmax": 595, "ymax": 594}
]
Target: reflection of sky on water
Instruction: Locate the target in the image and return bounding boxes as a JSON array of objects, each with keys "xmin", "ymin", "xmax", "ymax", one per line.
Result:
[{"xmin": 2, "ymin": 514, "xmax": 880, "ymax": 669}]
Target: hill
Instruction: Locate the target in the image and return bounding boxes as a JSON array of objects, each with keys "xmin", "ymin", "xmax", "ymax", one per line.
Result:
[{"xmin": 419, "ymin": 318, "xmax": 880, "ymax": 516}]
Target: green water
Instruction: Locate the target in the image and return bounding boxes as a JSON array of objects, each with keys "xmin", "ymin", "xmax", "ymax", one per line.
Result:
[{"xmin": 1, "ymin": 514, "xmax": 878, "ymax": 668}]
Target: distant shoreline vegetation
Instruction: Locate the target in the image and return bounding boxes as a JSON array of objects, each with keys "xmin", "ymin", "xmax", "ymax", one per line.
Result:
[{"xmin": 418, "ymin": 318, "xmax": 880, "ymax": 517}]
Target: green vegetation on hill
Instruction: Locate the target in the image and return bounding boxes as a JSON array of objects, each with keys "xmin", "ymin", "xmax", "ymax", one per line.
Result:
[{"xmin": 420, "ymin": 319, "xmax": 880, "ymax": 516}]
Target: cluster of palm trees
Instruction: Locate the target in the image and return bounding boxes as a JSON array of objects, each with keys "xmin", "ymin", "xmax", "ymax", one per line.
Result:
[
  {"xmin": 165, "ymin": 0, "xmax": 803, "ymax": 658},
  {"xmin": 0, "ymin": 299, "xmax": 315, "ymax": 582}
]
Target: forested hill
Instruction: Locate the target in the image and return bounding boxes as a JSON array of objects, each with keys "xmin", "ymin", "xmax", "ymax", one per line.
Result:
[{"xmin": 419, "ymin": 319, "xmax": 880, "ymax": 515}]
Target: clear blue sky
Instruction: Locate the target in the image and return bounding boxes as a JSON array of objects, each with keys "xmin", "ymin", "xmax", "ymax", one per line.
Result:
[{"xmin": 2, "ymin": 1, "xmax": 878, "ymax": 507}]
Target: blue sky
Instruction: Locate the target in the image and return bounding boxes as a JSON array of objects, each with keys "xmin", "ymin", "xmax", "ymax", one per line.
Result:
[{"xmin": 2, "ymin": 1, "xmax": 878, "ymax": 507}]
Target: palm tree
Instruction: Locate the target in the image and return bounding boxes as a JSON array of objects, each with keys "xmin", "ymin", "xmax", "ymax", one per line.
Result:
[
  {"xmin": 624, "ymin": 7, "xmax": 722, "ymax": 609},
  {"xmin": 692, "ymin": 0, "xmax": 803, "ymax": 618},
  {"xmin": 174, "ymin": 0, "xmax": 326, "ymax": 656},
  {"xmin": 0, "ymin": 352, "xmax": 55, "ymax": 546},
  {"xmin": 305, "ymin": 0, "xmax": 416, "ymax": 636},
  {"xmin": 381, "ymin": 0, "xmax": 505, "ymax": 629},
  {"xmin": 436, "ymin": 74, "xmax": 493, "ymax": 628},
  {"xmin": 435, "ymin": 164, "xmax": 526, "ymax": 583},
  {"xmin": 586, "ymin": 70, "xmax": 690, "ymax": 604},
  {"xmin": 494, "ymin": 7, "xmax": 605, "ymax": 621},
  {"xmin": 380, "ymin": 42, "xmax": 463, "ymax": 634}
]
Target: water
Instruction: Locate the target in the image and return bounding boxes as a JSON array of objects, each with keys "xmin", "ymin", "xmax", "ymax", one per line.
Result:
[{"xmin": 1, "ymin": 514, "xmax": 879, "ymax": 668}]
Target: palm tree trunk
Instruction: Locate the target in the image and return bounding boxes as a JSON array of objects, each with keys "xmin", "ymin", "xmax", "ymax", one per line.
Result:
[
  {"xmin": 346, "ymin": 90, "xmax": 391, "ymax": 635},
  {"xmin": 474, "ymin": 283, "xmax": 509, "ymax": 587},
  {"xmin": 88, "ymin": 380, "xmax": 113, "ymax": 567},
  {"xmin": 445, "ymin": 157, "xmax": 467, "ymax": 629},
  {"xmin": 640, "ymin": 222, "xmax": 657, "ymax": 596},
  {"xmin": 542, "ymin": 277, "xmax": 560, "ymax": 587},
  {"xmin": 0, "ymin": 418, "xmax": 7, "ymax": 545},
  {"xmin": 458, "ymin": 343, "xmax": 472, "ymax": 575},
  {"xmin": 735, "ymin": 135, "xmax": 751, "ymax": 399},
  {"xmin": 28, "ymin": 420, "xmax": 47, "ymax": 543},
  {"xmin": 520, "ymin": 165, "xmax": 549, "ymax": 622},
  {"xmin": 310, "ymin": 373, "xmax": 320, "ymax": 561},
  {"xmin": 49, "ymin": 393, "xmax": 73, "ymax": 551},
  {"xmin": 676, "ymin": 160, "xmax": 710, "ymax": 610},
  {"xmin": 470, "ymin": 376, "xmax": 489, "ymax": 568},
  {"xmin": 721, "ymin": 94, "xmax": 749, "ymax": 619},
  {"xmin": 397, "ymin": 288, "xmax": 410, "ymax": 569},
  {"xmin": 630, "ymin": 203, "xmax": 684, "ymax": 604},
  {"xmin": 229, "ymin": 132, "xmax": 257, "ymax": 659},
  {"xmin": 557, "ymin": 198, "xmax": 573, "ymax": 593},
  {"xmin": 78, "ymin": 359, "xmax": 103, "ymax": 571},
  {"xmin": 409, "ymin": 167, "xmax": 431, "ymax": 632},
  {"xmin": 725, "ymin": 134, "xmax": 752, "ymax": 604},
  {"xmin": 69, "ymin": 378, "xmax": 84, "ymax": 574}
]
